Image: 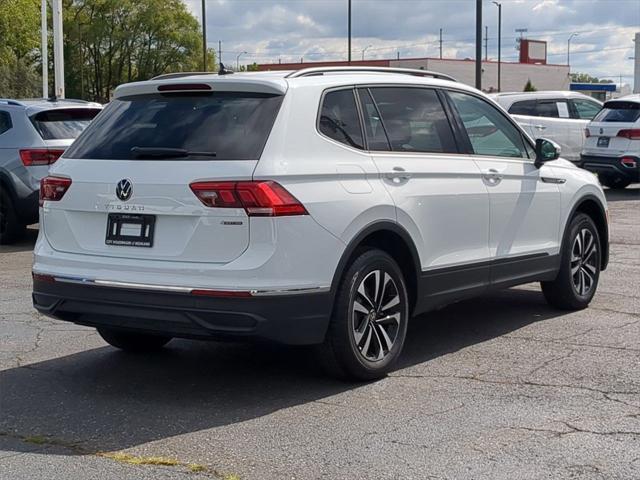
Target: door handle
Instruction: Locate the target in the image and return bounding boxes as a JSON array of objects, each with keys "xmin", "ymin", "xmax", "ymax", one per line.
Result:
[
  {"xmin": 534, "ymin": 124, "xmax": 547, "ymax": 130},
  {"xmin": 482, "ymin": 168, "xmax": 503, "ymax": 186},
  {"xmin": 385, "ymin": 166, "xmax": 412, "ymax": 182}
]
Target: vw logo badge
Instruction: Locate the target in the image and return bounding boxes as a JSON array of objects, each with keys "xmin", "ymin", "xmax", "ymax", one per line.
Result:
[{"xmin": 115, "ymin": 179, "xmax": 133, "ymax": 202}]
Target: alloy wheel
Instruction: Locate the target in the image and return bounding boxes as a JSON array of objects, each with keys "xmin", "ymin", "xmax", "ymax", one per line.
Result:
[
  {"xmin": 571, "ymin": 228, "xmax": 598, "ymax": 296},
  {"xmin": 351, "ymin": 269, "xmax": 403, "ymax": 362}
]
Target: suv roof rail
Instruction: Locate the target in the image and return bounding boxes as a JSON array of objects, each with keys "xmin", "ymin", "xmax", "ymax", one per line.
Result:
[
  {"xmin": 0, "ymin": 98, "xmax": 27, "ymax": 107},
  {"xmin": 151, "ymin": 72, "xmax": 214, "ymax": 81},
  {"xmin": 285, "ymin": 66, "xmax": 457, "ymax": 82}
]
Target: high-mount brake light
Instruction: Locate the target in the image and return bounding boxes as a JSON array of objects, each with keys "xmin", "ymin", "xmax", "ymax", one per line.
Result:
[
  {"xmin": 190, "ymin": 181, "xmax": 308, "ymax": 217},
  {"xmin": 157, "ymin": 83, "xmax": 212, "ymax": 92},
  {"xmin": 39, "ymin": 176, "xmax": 72, "ymax": 206},
  {"xmin": 20, "ymin": 149, "xmax": 64, "ymax": 166}
]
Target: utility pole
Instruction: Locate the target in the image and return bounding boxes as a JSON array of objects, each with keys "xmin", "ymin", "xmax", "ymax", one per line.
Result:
[
  {"xmin": 439, "ymin": 28, "xmax": 443, "ymax": 59},
  {"xmin": 218, "ymin": 40, "xmax": 222, "ymax": 68},
  {"xmin": 348, "ymin": 0, "xmax": 352, "ymax": 63},
  {"xmin": 484, "ymin": 25, "xmax": 488, "ymax": 61},
  {"xmin": 634, "ymin": 33, "xmax": 640, "ymax": 94},
  {"xmin": 567, "ymin": 33, "xmax": 578, "ymax": 74},
  {"xmin": 201, "ymin": 0, "xmax": 207, "ymax": 71},
  {"xmin": 41, "ymin": 0, "xmax": 47, "ymax": 98},
  {"xmin": 493, "ymin": 1, "xmax": 502, "ymax": 92},
  {"xmin": 52, "ymin": 0, "xmax": 64, "ymax": 98},
  {"xmin": 475, "ymin": 0, "xmax": 482, "ymax": 90}
]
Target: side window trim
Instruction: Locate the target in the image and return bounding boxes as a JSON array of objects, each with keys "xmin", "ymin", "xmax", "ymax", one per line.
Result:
[
  {"xmin": 438, "ymin": 90, "xmax": 473, "ymax": 154},
  {"xmin": 443, "ymin": 88, "xmax": 535, "ymax": 161},
  {"xmin": 355, "ymin": 87, "xmax": 391, "ymax": 151},
  {"xmin": 316, "ymin": 86, "xmax": 366, "ymax": 151}
]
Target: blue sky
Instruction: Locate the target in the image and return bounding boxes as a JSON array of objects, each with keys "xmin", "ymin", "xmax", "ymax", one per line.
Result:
[{"xmin": 185, "ymin": 0, "xmax": 639, "ymax": 85}]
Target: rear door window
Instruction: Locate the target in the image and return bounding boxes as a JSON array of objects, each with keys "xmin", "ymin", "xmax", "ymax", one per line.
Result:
[
  {"xmin": 31, "ymin": 108, "xmax": 100, "ymax": 140},
  {"xmin": 318, "ymin": 89, "xmax": 364, "ymax": 149},
  {"xmin": 535, "ymin": 100, "xmax": 571, "ymax": 118},
  {"xmin": 571, "ymin": 99, "xmax": 601, "ymax": 120},
  {"xmin": 0, "ymin": 111, "xmax": 11, "ymax": 135},
  {"xmin": 65, "ymin": 92, "xmax": 283, "ymax": 160},
  {"xmin": 592, "ymin": 101, "xmax": 640, "ymax": 123},
  {"xmin": 357, "ymin": 88, "xmax": 390, "ymax": 151},
  {"xmin": 367, "ymin": 87, "xmax": 457, "ymax": 153},
  {"xmin": 508, "ymin": 100, "xmax": 537, "ymax": 116}
]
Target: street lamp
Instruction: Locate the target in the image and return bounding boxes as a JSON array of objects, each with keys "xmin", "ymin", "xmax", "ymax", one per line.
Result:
[
  {"xmin": 567, "ymin": 33, "xmax": 579, "ymax": 72},
  {"xmin": 492, "ymin": 1, "xmax": 502, "ymax": 92},
  {"xmin": 362, "ymin": 44, "xmax": 372, "ymax": 61},
  {"xmin": 236, "ymin": 51, "xmax": 247, "ymax": 71}
]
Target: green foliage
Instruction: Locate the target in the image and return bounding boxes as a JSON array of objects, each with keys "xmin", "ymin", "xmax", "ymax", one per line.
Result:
[
  {"xmin": 0, "ymin": 0, "xmax": 212, "ymax": 101},
  {"xmin": 64, "ymin": 0, "xmax": 214, "ymax": 101},
  {"xmin": 523, "ymin": 79, "xmax": 537, "ymax": 92},
  {"xmin": 246, "ymin": 62, "xmax": 260, "ymax": 72},
  {"xmin": 570, "ymin": 72, "xmax": 614, "ymax": 84}
]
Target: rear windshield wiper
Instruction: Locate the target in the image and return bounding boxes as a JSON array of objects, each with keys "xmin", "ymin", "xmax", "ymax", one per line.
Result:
[{"xmin": 130, "ymin": 147, "xmax": 217, "ymax": 159}]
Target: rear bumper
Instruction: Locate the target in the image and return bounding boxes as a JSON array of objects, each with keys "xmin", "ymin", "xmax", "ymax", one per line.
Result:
[
  {"xmin": 580, "ymin": 155, "xmax": 640, "ymax": 183},
  {"xmin": 33, "ymin": 277, "xmax": 332, "ymax": 345}
]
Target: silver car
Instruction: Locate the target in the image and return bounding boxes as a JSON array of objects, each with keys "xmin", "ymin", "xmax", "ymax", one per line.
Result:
[{"xmin": 0, "ymin": 98, "xmax": 102, "ymax": 244}]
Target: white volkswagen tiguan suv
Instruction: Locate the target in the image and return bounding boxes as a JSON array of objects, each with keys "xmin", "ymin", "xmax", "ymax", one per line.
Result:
[{"xmin": 33, "ymin": 67, "xmax": 609, "ymax": 380}]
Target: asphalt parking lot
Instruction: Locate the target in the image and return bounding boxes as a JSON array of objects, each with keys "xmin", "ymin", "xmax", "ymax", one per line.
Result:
[{"xmin": 0, "ymin": 186, "xmax": 638, "ymax": 480}]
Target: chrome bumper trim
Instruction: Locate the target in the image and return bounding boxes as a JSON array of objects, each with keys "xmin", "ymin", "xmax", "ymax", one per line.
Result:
[{"xmin": 34, "ymin": 272, "xmax": 330, "ymax": 296}]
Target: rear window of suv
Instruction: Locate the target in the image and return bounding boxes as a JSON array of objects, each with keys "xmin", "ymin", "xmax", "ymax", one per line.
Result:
[
  {"xmin": 64, "ymin": 92, "xmax": 283, "ymax": 160},
  {"xmin": 592, "ymin": 101, "xmax": 640, "ymax": 123},
  {"xmin": 31, "ymin": 108, "xmax": 101, "ymax": 140}
]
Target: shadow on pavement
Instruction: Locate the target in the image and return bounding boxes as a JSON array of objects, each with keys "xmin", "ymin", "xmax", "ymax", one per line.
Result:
[
  {"xmin": 0, "ymin": 287, "xmax": 566, "ymax": 455},
  {"xmin": 604, "ymin": 185, "xmax": 639, "ymax": 203},
  {"xmin": 0, "ymin": 226, "xmax": 38, "ymax": 254}
]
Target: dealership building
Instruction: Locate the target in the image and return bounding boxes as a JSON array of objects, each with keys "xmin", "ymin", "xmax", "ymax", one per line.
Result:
[{"xmin": 257, "ymin": 39, "xmax": 573, "ymax": 92}]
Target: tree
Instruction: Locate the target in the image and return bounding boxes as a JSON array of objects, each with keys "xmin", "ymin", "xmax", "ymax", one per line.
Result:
[
  {"xmin": 570, "ymin": 72, "xmax": 614, "ymax": 84},
  {"xmin": 0, "ymin": 0, "xmax": 42, "ymax": 98},
  {"xmin": 523, "ymin": 79, "xmax": 537, "ymax": 92},
  {"xmin": 63, "ymin": 0, "xmax": 214, "ymax": 102}
]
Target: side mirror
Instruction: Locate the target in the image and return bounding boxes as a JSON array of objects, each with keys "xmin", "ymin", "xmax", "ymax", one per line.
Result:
[{"xmin": 534, "ymin": 138, "xmax": 561, "ymax": 168}]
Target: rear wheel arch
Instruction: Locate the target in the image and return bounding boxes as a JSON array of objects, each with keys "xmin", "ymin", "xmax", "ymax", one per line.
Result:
[
  {"xmin": 330, "ymin": 222, "xmax": 421, "ymax": 315},
  {"xmin": 564, "ymin": 194, "xmax": 609, "ymax": 270}
]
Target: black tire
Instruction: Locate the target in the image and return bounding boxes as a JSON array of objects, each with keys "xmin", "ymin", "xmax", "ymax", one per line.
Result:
[
  {"xmin": 0, "ymin": 189, "xmax": 25, "ymax": 245},
  {"xmin": 541, "ymin": 213, "xmax": 601, "ymax": 310},
  {"xmin": 600, "ymin": 176, "xmax": 631, "ymax": 190},
  {"xmin": 97, "ymin": 328, "xmax": 172, "ymax": 352},
  {"xmin": 317, "ymin": 249, "xmax": 409, "ymax": 381}
]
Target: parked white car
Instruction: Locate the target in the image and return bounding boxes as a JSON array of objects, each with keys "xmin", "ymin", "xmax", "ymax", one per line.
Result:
[
  {"xmin": 581, "ymin": 94, "xmax": 640, "ymax": 189},
  {"xmin": 33, "ymin": 67, "xmax": 609, "ymax": 379},
  {"xmin": 490, "ymin": 91, "xmax": 602, "ymax": 162}
]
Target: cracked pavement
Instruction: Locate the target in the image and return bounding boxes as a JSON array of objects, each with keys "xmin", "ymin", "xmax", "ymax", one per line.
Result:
[{"xmin": 0, "ymin": 186, "xmax": 638, "ymax": 479}]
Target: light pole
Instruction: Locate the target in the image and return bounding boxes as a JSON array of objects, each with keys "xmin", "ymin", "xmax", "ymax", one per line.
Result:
[
  {"xmin": 41, "ymin": 0, "xmax": 47, "ymax": 98},
  {"xmin": 348, "ymin": 0, "xmax": 351, "ymax": 63},
  {"xmin": 201, "ymin": 0, "xmax": 207, "ymax": 71},
  {"xmin": 475, "ymin": 0, "xmax": 482, "ymax": 89},
  {"xmin": 567, "ymin": 33, "xmax": 578, "ymax": 73},
  {"xmin": 492, "ymin": 2, "xmax": 501, "ymax": 92},
  {"xmin": 236, "ymin": 51, "xmax": 247, "ymax": 71},
  {"xmin": 362, "ymin": 44, "xmax": 372, "ymax": 61}
]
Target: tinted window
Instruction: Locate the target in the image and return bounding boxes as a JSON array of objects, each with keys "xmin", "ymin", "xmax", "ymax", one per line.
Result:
[
  {"xmin": 449, "ymin": 91, "xmax": 529, "ymax": 159},
  {"xmin": 592, "ymin": 101, "xmax": 640, "ymax": 123},
  {"xmin": 0, "ymin": 111, "xmax": 11, "ymax": 135},
  {"xmin": 357, "ymin": 89, "xmax": 390, "ymax": 151},
  {"xmin": 31, "ymin": 108, "xmax": 100, "ymax": 140},
  {"xmin": 535, "ymin": 100, "xmax": 561, "ymax": 118},
  {"xmin": 509, "ymin": 100, "xmax": 537, "ymax": 116},
  {"xmin": 369, "ymin": 87, "xmax": 457, "ymax": 153},
  {"xmin": 318, "ymin": 89, "xmax": 364, "ymax": 149},
  {"xmin": 572, "ymin": 99, "xmax": 601, "ymax": 120},
  {"xmin": 65, "ymin": 93, "xmax": 283, "ymax": 160}
]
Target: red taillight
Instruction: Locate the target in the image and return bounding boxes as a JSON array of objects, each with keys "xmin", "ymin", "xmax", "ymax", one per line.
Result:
[
  {"xmin": 189, "ymin": 181, "xmax": 308, "ymax": 217},
  {"xmin": 32, "ymin": 272, "xmax": 56, "ymax": 283},
  {"xmin": 620, "ymin": 157, "xmax": 637, "ymax": 168},
  {"xmin": 617, "ymin": 129, "xmax": 640, "ymax": 140},
  {"xmin": 584, "ymin": 128, "xmax": 591, "ymax": 138},
  {"xmin": 39, "ymin": 176, "xmax": 72, "ymax": 206},
  {"xmin": 20, "ymin": 148, "xmax": 64, "ymax": 166}
]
